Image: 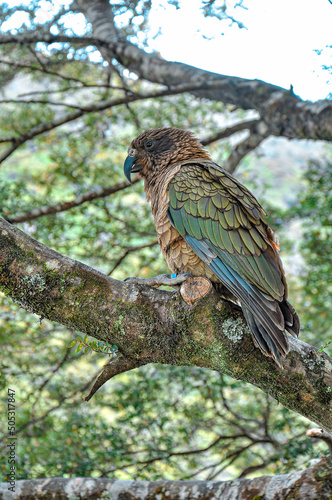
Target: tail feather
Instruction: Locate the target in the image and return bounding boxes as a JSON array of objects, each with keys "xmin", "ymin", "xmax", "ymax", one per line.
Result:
[
  {"xmin": 181, "ymin": 233, "xmax": 300, "ymax": 367},
  {"xmin": 242, "ymin": 298, "xmax": 300, "ymax": 368},
  {"xmin": 242, "ymin": 306, "xmax": 285, "ymax": 368},
  {"xmin": 281, "ymin": 300, "xmax": 300, "ymax": 338}
]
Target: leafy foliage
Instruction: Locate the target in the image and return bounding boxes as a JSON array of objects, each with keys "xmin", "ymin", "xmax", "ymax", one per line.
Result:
[
  {"xmin": 292, "ymin": 161, "xmax": 332, "ymax": 346},
  {"xmin": 0, "ymin": 0, "xmax": 331, "ymax": 484}
]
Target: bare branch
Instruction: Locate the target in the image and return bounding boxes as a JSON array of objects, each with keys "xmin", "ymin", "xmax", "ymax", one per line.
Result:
[
  {"xmin": 220, "ymin": 382, "xmax": 264, "ymax": 426},
  {"xmin": 0, "ymin": 98, "xmax": 89, "ymax": 111},
  {"xmin": 125, "ymin": 102, "xmax": 142, "ymax": 133},
  {"xmin": 18, "ymin": 84, "xmax": 125, "ymax": 98},
  {"xmin": 0, "ymin": 57, "xmax": 91, "ymax": 85},
  {"xmin": 224, "ymin": 123, "xmax": 269, "ymax": 173},
  {"xmin": 34, "ymin": 346, "xmax": 71, "ymax": 396},
  {"xmin": 0, "ymin": 138, "xmax": 16, "ymax": 143},
  {"xmin": 107, "ymin": 240, "xmax": 158, "ymax": 276},
  {"xmin": 201, "ymin": 119, "xmax": 260, "ymax": 146},
  {"xmin": 307, "ymin": 428, "xmax": 332, "ymax": 454},
  {"xmin": 238, "ymin": 460, "xmax": 268, "ymax": 478},
  {"xmin": 0, "ymin": 33, "xmax": 97, "ymax": 48},
  {"xmin": 6, "ymin": 179, "xmax": 140, "ymax": 224},
  {"xmin": 133, "ymin": 435, "xmax": 227, "ymax": 468},
  {"xmin": 26, "ymin": 44, "xmax": 48, "ymax": 72},
  {"xmin": 85, "ymin": 357, "xmax": 150, "ymax": 401}
]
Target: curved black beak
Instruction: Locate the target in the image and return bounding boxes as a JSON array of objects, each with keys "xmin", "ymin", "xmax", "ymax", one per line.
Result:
[{"xmin": 124, "ymin": 155, "xmax": 136, "ymax": 184}]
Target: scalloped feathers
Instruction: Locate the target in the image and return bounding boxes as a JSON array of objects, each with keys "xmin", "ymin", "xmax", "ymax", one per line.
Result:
[{"xmin": 125, "ymin": 127, "xmax": 300, "ymax": 367}]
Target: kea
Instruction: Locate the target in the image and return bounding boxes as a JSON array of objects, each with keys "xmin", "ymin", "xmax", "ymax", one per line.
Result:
[{"xmin": 123, "ymin": 127, "xmax": 300, "ymax": 367}]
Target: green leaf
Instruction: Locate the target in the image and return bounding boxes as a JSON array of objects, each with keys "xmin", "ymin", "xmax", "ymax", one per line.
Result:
[{"xmin": 76, "ymin": 343, "xmax": 84, "ymax": 353}]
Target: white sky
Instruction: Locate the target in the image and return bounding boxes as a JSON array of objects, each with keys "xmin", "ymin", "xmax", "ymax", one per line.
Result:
[
  {"xmin": 147, "ymin": 0, "xmax": 332, "ymax": 101},
  {"xmin": 2, "ymin": 0, "xmax": 331, "ymax": 101}
]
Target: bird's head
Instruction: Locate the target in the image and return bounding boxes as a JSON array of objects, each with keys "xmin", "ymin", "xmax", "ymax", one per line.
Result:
[{"xmin": 124, "ymin": 127, "xmax": 211, "ymax": 184}]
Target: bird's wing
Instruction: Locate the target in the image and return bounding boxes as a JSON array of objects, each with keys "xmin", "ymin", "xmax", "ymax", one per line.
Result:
[{"xmin": 168, "ymin": 162, "xmax": 289, "ymax": 357}]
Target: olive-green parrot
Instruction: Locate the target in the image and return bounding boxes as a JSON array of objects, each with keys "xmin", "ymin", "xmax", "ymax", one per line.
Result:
[{"xmin": 124, "ymin": 127, "xmax": 300, "ymax": 366}]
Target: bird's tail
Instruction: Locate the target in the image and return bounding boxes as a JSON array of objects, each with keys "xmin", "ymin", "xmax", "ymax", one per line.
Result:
[{"xmin": 242, "ymin": 300, "xmax": 300, "ymax": 368}]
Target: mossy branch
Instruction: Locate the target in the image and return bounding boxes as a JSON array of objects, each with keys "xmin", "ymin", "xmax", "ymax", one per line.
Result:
[{"xmin": 1, "ymin": 216, "xmax": 332, "ymax": 431}]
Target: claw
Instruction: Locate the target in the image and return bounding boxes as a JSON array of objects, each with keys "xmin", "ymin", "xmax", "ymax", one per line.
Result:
[{"xmin": 123, "ymin": 273, "xmax": 193, "ymax": 289}]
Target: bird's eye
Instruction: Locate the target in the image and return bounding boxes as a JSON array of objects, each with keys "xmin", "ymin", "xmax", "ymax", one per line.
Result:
[{"xmin": 145, "ymin": 140, "xmax": 154, "ymax": 149}]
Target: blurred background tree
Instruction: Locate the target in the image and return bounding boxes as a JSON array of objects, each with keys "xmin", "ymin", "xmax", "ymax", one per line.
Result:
[{"xmin": 0, "ymin": 0, "xmax": 331, "ymax": 482}]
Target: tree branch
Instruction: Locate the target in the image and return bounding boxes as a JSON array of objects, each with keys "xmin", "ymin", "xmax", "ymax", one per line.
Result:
[
  {"xmin": 0, "ymin": 57, "xmax": 91, "ymax": 85},
  {"xmin": 1, "ymin": 216, "xmax": 332, "ymax": 432},
  {"xmin": 201, "ymin": 119, "xmax": 260, "ymax": 146},
  {"xmin": 6, "ymin": 179, "xmax": 139, "ymax": 224},
  {"xmin": 224, "ymin": 122, "xmax": 269, "ymax": 173},
  {"xmin": 84, "ymin": 356, "xmax": 149, "ymax": 401},
  {"xmin": 0, "ymin": 81, "xmax": 238, "ymax": 164},
  {"xmin": 307, "ymin": 428, "xmax": 332, "ymax": 454},
  {"xmin": 0, "ymin": 98, "xmax": 90, "ymax": 111},
  {"xmin": 3, "ymin": 457, "xmax": 331, "ymax": 499},
  {"xmin": 1, "ymin": 10, "xmax": 332, "ymax": 144},
  {"xmin": 107, "ymin": 240, "xmax": 158, "ymax": 276},
  {"xmin": 73, "ymin": 0, "xmax": 332, "ymax": 143},
  {"xmin": 0, "ymin": 33, "xmax": 97, "ymax": 48},
  {"xmin": 17, "ymin": 83, "xmax": 125, "ymax": 98}
]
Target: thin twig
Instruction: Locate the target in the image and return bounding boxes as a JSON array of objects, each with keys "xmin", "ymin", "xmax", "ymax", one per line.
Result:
[
  {"xmin": 107, "ymin": 240, "xmax": 158, "ymax": 276},
  {"xmin": 11, "ymin": 375, "xmax": 97, "ymax": 435},
  {"xmin": 18, "ymin": 84, "xmax": 125, "ymax": 98},
  {"xmin": 0, "ymin": 98, "xmax": 91, "ymax": 111},
  {"xmin": 6, "ymin": 179, "xmax": 140, "ymax": 224},
  {"xmin": 0, "ymin": 58, "xmax": 91, "ymax": 85},
  {"xmin": 239, "ymin": 460, "xmax": 268, "ymax": 478}
]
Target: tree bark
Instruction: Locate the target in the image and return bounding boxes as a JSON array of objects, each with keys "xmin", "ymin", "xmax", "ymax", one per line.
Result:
[
  {"xmin": 1, "ymin": 457, "xmax": 331, "ymax": 499},
  {"xmin": 1, "ymin": 216, "xmax": 332, "ymax": 431}
]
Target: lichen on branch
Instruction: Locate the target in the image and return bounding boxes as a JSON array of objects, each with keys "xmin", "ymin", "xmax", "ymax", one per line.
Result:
[{"xmin": 0, "ymin": 216, "xmax": 332, "ymax": 431}]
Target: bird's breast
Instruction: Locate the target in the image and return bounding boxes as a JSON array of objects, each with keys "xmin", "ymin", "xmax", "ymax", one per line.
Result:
[
  {"xmin": 153, "ymin": 209, "xmax": 216, "ymax": 279},
  {"xmin": 147, "ymin": 162, "xmax": 216, "ymax": 279}
]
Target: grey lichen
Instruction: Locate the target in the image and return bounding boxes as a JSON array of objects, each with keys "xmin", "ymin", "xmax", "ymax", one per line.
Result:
[
  {"xmin": 22, "ymin": 273, "xmax": 46, "ymax": 293},
  {"xmin": 44, "ymin": 259, "xmax": 61, "ymax": 271},
  {"xmin": 222, "ymin": 317, "xmax": 248, "ymax": 343},
  {"xmin": 302, "ymin": 354, "xmax": 325, "ymax": 372}
]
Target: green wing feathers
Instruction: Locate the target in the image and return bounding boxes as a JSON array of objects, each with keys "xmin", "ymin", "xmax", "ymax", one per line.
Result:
[
  {"xmin": 168, "ymin": 161, "xmax": 300, "ymax": 365},
  {"xmin": 169, "ymin": 163, "xmax": 284, "ymax": 301}
]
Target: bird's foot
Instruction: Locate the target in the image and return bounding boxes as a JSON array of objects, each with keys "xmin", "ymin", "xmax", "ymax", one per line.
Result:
[{"xmin": 124, "ymin": 273, "xmax": 193, "ymax": 289}]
